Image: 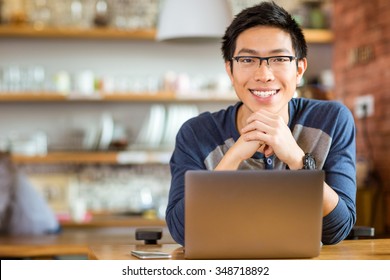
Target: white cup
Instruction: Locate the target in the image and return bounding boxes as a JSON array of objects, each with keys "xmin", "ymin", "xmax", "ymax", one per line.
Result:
[
  {"xmin": 70, "ymin": 198, "xmax": 87, "ymax": 222},
  {"xmin": 54, "ymin": 71, "xmax": 71, "ymax": 93},
  {"xmin": 75, "ymin": 70, "xmax": 95, "ymax": 95}
]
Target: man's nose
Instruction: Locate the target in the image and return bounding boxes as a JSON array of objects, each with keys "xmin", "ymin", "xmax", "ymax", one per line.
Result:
[{"xmin": 254, "ymin": 60, "xmax": 274, "ymax": 82}]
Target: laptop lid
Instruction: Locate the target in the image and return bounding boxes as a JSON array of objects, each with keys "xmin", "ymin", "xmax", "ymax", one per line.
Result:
[{"xmin": 184, "ymin": 170, "xmax": 324, "ymax": 259}]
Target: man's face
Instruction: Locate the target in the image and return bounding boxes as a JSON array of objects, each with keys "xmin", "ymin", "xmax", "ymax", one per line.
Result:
[{"xmin": 225, "ymin": 26, "xmax": 306, "ymax": 119}]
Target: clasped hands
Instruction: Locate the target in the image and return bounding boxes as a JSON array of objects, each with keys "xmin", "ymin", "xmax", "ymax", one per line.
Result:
[{"xmin": 236, "ymin": 109, "xmax": 304, "ymax": 170}]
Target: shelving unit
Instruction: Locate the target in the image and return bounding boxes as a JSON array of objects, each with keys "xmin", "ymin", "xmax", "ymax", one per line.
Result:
[
  {"xmin": 0, "ymin": 25, "xmax": 333, "ymax": 43},
  {"xmin": 3, "ymin": 91, "xmax": 236, "ymax": 165},
  {"xmin": 0, "ymin": 25, "xmax": 156, "ymax": 40},
  {"xmin": 302, "ymin": 28, "xmax": 333, "ymax": 44},
  {"xmin": 0, "ymin": 91, "xmax": 238, "ymax": 103},
  {"xmin": 1, "ymin": 26, "xmax": 333, "ymax": 166},
  {"xmin": 12, "ymin": 150, "xmax": 172, "ymax": 165},
  {"xmin": 59, "ymin": 216, "xmax": 166, "ymax": 228}
]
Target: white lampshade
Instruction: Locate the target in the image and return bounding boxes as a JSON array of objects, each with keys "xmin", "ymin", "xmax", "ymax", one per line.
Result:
[{"xmin": 157, "ymin": 0, "xmax": 233, "ymax": 41}]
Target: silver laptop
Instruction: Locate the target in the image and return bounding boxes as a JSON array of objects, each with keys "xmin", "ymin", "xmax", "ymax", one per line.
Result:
[{"xmin": 184, "ymin": 170, "xmax": 324, "ymax": 259}]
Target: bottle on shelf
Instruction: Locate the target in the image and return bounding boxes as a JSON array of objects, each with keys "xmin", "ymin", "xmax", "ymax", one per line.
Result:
[
  {"xmin": 94, "ymin": 0, "xmax": 110, "ymax": 27},
  {"xmin": 30, "ymin": 0, "xmax": 52, "ymax": 28},
  {"xmin": 0, "ymin": 0, "xmax": 3, "ymax": 24},
  {"xmin": 2, "ymin": 0, "xmax": 28, "ymax": 25}
]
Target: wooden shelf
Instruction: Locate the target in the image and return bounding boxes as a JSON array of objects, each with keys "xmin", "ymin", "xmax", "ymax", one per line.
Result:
[
  {"xmin": 60, "ymin": 216, "xmax": 166, "ymax": 228},
  {"xmin": 0, "ymin": 92, "xmax": 238, "ymax": 103},
  {"xmin": 0, "ymin": 25, "xmax": 333, "ymax": 43},
  {"xmin": 0, "ymin": 25, "xmax": 156, "ymax": 40},
  {"xmin": 12, "ymin": 152, "xmax": 118, "ymax": 164},
  {"xmin": 303, "ymin": 29, "xmax": 333, "ymax": 44},
  {"xmin": 11, "ymin": 150, "xmax": 173, "ymax": 165},
  {"xmin": 0, "ymin": 92, "xmax": 69, "ymax": 102},
  {"xmin": 0, "ymin": 91, "xmax": 174, "ymax": 102}
]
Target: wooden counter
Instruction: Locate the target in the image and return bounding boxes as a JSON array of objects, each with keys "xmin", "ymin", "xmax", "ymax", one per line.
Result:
[
  {"xmin": 0, "ymin": 227, "xmax": 174, "ymax": 259},
  {"xmin": 88, "ymin": 239, "xmax": 390, "ymax": 260}
]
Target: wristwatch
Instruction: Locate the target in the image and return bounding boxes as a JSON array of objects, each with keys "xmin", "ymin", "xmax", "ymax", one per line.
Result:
[{"xmin": 302, "ymin": 153, "xmax": 316, "ymax": 170}]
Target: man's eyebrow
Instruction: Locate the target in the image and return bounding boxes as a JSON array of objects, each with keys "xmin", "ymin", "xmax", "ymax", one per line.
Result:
[
  {"xmin": 269, "ymin": 48, "xmax": 293, "ymax": 55},
  {"xmin": 236, "ymin": 48, "xmax": 293, "ymax": 56},
  {"xmin": 236, "ymin": 48, "xmax": 258, "ymax": 55}
]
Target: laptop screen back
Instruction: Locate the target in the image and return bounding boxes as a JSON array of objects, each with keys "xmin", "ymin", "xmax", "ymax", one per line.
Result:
[{"xmin": 184, "ymin": 170, "xmax": 324, "ymax": 259}]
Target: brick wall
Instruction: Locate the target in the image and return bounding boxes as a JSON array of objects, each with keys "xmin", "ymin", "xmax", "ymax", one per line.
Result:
[{"xmin": 332, "ymin": 0, "xmax": 390, "ymax": 234}]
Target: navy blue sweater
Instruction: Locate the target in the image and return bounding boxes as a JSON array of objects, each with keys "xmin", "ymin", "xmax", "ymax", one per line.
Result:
[{"xmin": 166, "ymin": 98, "xmax": 356, "ymax": 246}]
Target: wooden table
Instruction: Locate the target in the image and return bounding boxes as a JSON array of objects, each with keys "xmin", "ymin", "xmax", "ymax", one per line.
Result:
[
  {"xmin": 88, "ymin": 239, "xmax": 390, "ymax": 260},
  {"xmin": 0, "ymin": 227, "xmax": 174, "ymax": 259}
]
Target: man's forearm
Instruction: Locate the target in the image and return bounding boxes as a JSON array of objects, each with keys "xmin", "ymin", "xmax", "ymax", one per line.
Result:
[{"xmin": 215, "ymin": 147, "xmax": 243, "ymax": 170}]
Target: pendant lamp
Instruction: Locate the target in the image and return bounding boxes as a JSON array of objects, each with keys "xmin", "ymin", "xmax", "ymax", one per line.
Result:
[{"xmin": 157, "ymin": 0, "xmax": 233, "ymax": 42}]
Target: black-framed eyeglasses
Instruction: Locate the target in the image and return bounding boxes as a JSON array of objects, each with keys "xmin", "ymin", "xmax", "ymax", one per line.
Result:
[{"xmin": 231, "ymin": 55, "xmax": 297, "ymax": 72}]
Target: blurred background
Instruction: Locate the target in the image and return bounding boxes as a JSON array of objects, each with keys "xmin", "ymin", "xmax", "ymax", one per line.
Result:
[{"xmin": 0, "ymin": 0, "xmax": 388, "ymax": 239}]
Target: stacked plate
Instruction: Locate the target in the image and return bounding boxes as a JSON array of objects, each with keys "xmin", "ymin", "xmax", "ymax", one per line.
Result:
[
  {"xmin": 83, "ymin": 113, "xmax": 114, "ymax": 150},
  {"xmin": 134, "ymin": 104, "xmax": 199, "ymax": 149},
  {"xmin": 161, "ymin": 105, "xmax": 199, "ymax": 147},
  {"xmin": 135, "ymin": 105, "xmax": 166, "ymax": 149}
]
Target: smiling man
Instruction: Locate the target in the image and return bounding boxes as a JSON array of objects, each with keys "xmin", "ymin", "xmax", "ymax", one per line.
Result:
[{"xmin": 166, "ymin": 2, "xmax": 356, "ymax": 246}]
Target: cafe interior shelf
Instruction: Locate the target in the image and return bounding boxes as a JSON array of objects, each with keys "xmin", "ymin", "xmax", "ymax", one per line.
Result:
[
  {"xmin": 60, "ymin": 216, "xmax": 166, "ymax": 228},
  {"xmin": 12, "ymin": 150, "xmax": 173, "ymax": 165},
  {"xmin": 0, "ymin": 25, "xmax": 156, "ymax": 40},
  {"xmin": 0, "ymin": 25, "xmax": 333, "ymax": 43},
  {"xmin": 0, "ymin": 92, "xmax": 238, "ymax": 103}
]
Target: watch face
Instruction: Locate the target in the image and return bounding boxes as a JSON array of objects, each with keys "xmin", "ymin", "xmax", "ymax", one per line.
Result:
[{"xmin": 304, "ymin": 153, "xmax": 316, "ymax": 170}]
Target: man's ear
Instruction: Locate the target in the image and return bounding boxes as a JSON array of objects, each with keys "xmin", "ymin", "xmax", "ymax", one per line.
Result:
[
  {"xmin": 296, "ymin": 58, "xmax": 307, "ymax": 84},
  {"xmin": 225, "ymin": 61, "xmax": 234, "ymax": 83}
]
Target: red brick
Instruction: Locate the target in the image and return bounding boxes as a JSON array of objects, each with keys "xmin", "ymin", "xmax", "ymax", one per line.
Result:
[{"xmin": 334, "ymin": 0, "xmax": 390, "ymax": 233}]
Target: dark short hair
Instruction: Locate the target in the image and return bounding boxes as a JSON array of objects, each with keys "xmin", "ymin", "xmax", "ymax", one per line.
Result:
[{"xmin": 221, "ymin": 1, "xmax": 307, "ymax": 64}]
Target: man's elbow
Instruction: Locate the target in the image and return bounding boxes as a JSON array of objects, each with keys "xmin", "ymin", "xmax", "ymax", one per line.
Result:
[
  {"xmin": 166, "ymin": 211, "xmax": 185, "ymax": 246},
  {"xmin": 322, "ymin": 220, "xmax": 355, "ymax": 245}
]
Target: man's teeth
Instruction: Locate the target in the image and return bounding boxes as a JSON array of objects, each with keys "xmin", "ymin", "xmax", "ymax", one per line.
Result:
[{"xmin": 251, "ymin": 90, "xmax": 277, "ymax": 97}]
